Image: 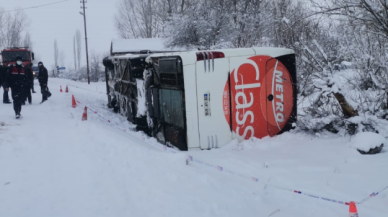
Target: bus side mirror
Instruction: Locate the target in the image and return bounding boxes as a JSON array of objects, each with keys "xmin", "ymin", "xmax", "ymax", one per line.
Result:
[{"xmin": 32, "ymin": 52, "xmax": 35, "ymax": 61}]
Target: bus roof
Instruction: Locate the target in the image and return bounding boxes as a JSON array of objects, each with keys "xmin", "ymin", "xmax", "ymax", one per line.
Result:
[
  {"xmin": 111, "ymin": 38, "xmax": 179, "ymax": 55},
  {"xmin": 146, "ymin": 47, "xmax": 295, "ymax": 66}
]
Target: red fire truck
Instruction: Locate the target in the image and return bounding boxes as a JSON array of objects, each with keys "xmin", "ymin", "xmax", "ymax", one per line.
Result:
[{"xmin": 1, "ymin": 47, "xmax": 35, "ymax": 66}]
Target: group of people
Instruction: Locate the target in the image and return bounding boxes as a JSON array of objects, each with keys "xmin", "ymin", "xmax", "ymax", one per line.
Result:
[{"xmin": 0, "ymin": 56, "xmax": 49, "ymax": 119}]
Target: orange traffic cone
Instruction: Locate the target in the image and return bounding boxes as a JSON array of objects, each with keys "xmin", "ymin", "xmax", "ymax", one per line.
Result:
[
  {"xmin": 82, "ymin": 106, "xmax": 87, "ymax": 121},
  {"xmin": 72, "ymin": 95, "xmax": 77, "ymax": 108},
  {"xmin": 349, "ymin": 201, "xmax": 359, "ymax": 217},
  {"xmin": 65, "ymin": 85, "xmax": 69, "ymax": 93},
  {"xmin": 60, "ymin": 86, "xmax": 63, "ymax": 92}
]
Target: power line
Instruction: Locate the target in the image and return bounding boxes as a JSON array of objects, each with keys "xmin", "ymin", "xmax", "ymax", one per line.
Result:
[{"xmin": 3, "ymin": 0, "xmax": 69, "ymax": 13}]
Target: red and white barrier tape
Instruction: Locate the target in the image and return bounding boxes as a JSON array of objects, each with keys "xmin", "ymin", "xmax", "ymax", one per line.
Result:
[
  {"xmin": 358, "ymin": 185, "xmax": 388, "ymax": 204},
  {"xmin": 75, "ymin": 100, "xmax": 128, "ymax": 132},
  {"xmin": 187, "ymin": 155, "xmax": 352, "ymax": 206}
]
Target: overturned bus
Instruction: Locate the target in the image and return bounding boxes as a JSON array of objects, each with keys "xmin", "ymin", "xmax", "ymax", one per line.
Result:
[{"xmin": 103, "ymin": 40, "xmax": 297, "ymax": 151}]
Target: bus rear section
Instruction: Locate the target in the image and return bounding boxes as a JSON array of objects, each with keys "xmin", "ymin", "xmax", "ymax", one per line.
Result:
[{"xmin": 183, "ymin": 47, "xmax": 297, "ymax": 150}]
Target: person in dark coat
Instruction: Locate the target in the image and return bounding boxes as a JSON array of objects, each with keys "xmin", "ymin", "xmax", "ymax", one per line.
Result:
[
  {"xmin": 31, "ymin": 64, "xmax": 36, "ymax": 93},
  {"xmin": 0, "ymin": 64, "xmax": 2, "ymax": 87},
  {"xmin": 4, "ymin": 56, "xmax": 28, "ymax": 118},
  {"xmin": 23, "ymin": 63, "xmax": 33, "ymax": 104},
  {"xmin": 37, "ymin": 61, "xmax": 49, "ymax": 103},
  {"xmin": 0, "ymin": 62, "xmax": 11, "ymax": 104}
]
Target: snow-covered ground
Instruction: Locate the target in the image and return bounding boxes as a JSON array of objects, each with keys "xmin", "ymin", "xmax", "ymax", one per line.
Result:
[{"xmin": 1, "ymin": 78, "xmax": 387, "ymax": 217}]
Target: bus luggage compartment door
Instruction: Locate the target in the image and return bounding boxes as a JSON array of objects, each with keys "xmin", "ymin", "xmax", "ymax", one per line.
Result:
[{"xmin": 196, "ymin": 58, "xmax": 232, "ymax": 150}]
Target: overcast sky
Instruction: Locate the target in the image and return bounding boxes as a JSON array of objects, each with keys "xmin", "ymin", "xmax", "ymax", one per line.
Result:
[{"xmin": 0, "ymin": 0, "xmax": 119, "ymax": 71}]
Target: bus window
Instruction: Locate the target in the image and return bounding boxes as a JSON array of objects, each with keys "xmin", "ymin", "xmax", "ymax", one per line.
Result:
[
  {"xmin": 159, "ymin": 89, "xmax": 184, "ymax": 128},
  {"xmin": 157, "ymin": 57, "xmax": 183, "ymax": 87},
  {"xmin": 129, "ymin": 58, "xmax": 147, "ymax": 82}
]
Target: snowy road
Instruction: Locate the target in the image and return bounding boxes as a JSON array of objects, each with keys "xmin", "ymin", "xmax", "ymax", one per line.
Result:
[{"xmin": 1, "ymin": 78, "xmax": 387, "ymax": 217}]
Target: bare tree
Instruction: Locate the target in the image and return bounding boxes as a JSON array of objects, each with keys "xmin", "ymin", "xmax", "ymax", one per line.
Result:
[
  {"xmin": 75, "ymin": 29, "xmax": 82, "ymax": 70},
  {"xmin": 89, "ymin": 51, "xmax": 104, "ymax": 82},
  {"xmin": 0, "ymin": 8, "xmax": 29, "ymax": 48},
  {"xmin": 54, "ymin": 39, "xmax": 58, "ymax": 72},
  {"xmin": 0, "ymin": 9, "xmax": 4, "ymax": 48},
  {"xmin": 23, "ymin": 32, "xmax": 32, "ymax": 49},
  {"xmin": 311, "ymin": 0, "xmax": 388, "ymax": 38},
  {"xmin": 59, "ymin": 50, "xmax": 66, "ymax": 68},
  {"xmin": 73, "ymin": 35, "xmax": 77, "ymax": 71},
  {"xmin": 115, "ymin": 0, "xmax": 165, "ymax": 38}
]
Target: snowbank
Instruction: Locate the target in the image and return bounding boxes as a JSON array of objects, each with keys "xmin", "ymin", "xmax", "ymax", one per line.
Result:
[
  {"xmin": 351, "ymin": 132, "xmax": 386, "ymax": 152},
  {"xmin": 2, "ymin": 78, "xmax": 388, "ymax": 217}
]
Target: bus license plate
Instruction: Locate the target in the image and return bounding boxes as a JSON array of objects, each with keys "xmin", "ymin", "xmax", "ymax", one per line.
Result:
[{"xmin": 204, "ymin": 93, "xmax": 211, "ymax": 116}]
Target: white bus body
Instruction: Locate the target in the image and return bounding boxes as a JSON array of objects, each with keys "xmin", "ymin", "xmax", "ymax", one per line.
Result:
[{"xmin": 104, "ymin": 47, "xmax": 296, "ymax": 151}]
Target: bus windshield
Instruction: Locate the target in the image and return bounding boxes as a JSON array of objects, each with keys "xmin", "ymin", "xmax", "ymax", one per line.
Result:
[{"xmin": 2, "ymin": 51, "xmax": 29, "ymax": 62}]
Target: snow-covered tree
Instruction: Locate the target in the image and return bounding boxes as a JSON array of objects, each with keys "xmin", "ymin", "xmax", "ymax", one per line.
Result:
[
  {"xmin": 165, "ymin": 0, "xmax": 233, "ymax": 49},
  {"xmin": 115, "ymin": 0, "xmax": 165, "ymax": 38},
  {"xmin": 311, "ymin": 0, "xmax": 388, "ymax": 38},
  {"xmin": 298, "ymin": 0, "xmax": 388, "ymax": 134},
  {"xmin": 90, "ymin": 51, "xmax": 105, "ymax": 82}
]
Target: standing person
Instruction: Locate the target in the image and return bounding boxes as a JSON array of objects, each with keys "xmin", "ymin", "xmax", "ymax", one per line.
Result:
[
  {"xmin": 0, "ymin": 63, "xmax": 2, "ymax": 87},
  {"xmin": 23, "ymin": 63, "xmax": 33, "ymax": 104},
  {"xmin": 30, "ymin": 63, "xmax": 36, "ymax": 93},
  {"xmin": 4, "ymin": 56, "xmax": 27, "ymax": 119},
  {"xmin": 0, "ymin": 62, "xmax": 11, "ymax": 104},
  {"xmin": 37, "ymin": 62, "xmax": 49, "ymax": 103}
]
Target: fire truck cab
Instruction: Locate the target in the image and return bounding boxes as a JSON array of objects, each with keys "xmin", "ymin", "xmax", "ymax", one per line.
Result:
[{"xmin": 1, "ymin": 47, "xmax": 35, "ymax": 66}]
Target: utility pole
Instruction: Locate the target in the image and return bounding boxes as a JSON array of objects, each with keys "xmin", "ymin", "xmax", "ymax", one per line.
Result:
[{"xmin": 80, "ymin": 0, "xmax": 90, "ymax": 84}]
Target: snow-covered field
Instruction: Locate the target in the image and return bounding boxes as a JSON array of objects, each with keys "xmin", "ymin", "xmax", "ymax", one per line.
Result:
[{"xmin": 1, "ymin": 78, "xmax": 387, "ymax": 217}]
